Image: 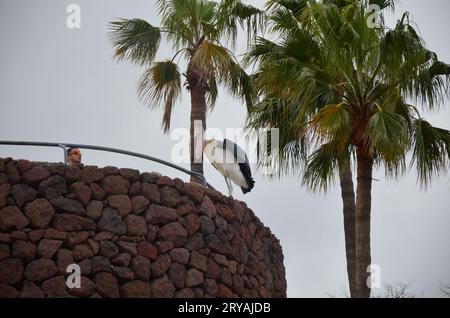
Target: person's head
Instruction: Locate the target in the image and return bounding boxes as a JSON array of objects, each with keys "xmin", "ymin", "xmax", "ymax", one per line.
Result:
[{"xmin": 70, "ymin": 148, "xmax": 82, "ymax": 157}]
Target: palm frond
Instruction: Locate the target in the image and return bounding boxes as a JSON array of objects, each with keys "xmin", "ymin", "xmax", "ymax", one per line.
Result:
[
  {"xmin": 367, "ymin": 108, "xmax": 409, "ymax": 161},
  {"xmin": 215, "ymin": 0, "xmax": 265, "ymax": 47},
  {"xmin": 411, "ymin": 119, "xmax": 450, "ymax": 187},
  {"xmin": 311, "ymin": 103, "xmax": 351, "ymax": 150},
  {"xmin": 191, "ymin": 40, "xmax": 234, "ymax": 80},
  {"xmin": 109, "ymin": 18, "xmax": 161, "ymax": 65},
  {"xmin": 302, "ymin": 142, "xmax": 340, "ymax": 192},
  {"xmin": 138, "ymin": 60, "xmax": 181, "ymax": 132}
]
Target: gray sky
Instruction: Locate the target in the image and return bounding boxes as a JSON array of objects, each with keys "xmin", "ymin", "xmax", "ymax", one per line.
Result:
[{"xmin": 1, "ymin": 0, "xmax": 449, "ymax": 297}]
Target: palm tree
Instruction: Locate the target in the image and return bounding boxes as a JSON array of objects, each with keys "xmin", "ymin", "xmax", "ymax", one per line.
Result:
[
  {"xmin": 246, "ymin": 0, "xmax": 450, "ymax": 297},
  {"xmin": 109, "ymin": 0, "xmax": 263, "ymax": 182}
]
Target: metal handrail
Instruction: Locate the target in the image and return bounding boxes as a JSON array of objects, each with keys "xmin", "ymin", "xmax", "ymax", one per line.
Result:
[{"xmin": 0, "ymin": 140, "xmax": 213, "ymax": 188}]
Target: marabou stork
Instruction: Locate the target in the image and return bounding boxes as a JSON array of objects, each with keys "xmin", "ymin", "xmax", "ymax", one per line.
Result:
[{"xmin": 201, "ymin": 138, "xmax": 255, "ymax": 196}]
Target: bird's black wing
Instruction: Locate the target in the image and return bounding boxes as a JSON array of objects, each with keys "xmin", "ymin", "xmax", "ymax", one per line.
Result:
[{"xmin": 223, "ymin": 139, "xmax": 255, "ymax": 194}]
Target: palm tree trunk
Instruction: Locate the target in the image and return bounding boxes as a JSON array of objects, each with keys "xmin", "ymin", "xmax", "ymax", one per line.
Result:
[
  {"xmin": 189, "ymin": 78, "xmax": 206, "ymax": 183},
  {"xmin": 338, "ymin": 158, "xmax": 357, "ymax": 297},
  {"xmin": 354, "ymin": 148, "xmax": 373, "ymax": 298}
]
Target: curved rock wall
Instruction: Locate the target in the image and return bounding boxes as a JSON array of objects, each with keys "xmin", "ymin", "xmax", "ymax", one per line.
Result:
[{"xmin": 0, "ymin": 157, "xmax": 286, "ymax": 298}]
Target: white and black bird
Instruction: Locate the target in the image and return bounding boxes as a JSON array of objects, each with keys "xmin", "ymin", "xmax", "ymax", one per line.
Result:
[{"xmin": 201, "ymin": 138, "xmax": 255, "ymax": 196}]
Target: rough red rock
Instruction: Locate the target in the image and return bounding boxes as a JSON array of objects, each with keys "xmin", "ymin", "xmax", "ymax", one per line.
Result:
[
  {"xmin": 217, "ymin": 283, "xmax": 234, "ymax": 298},
  {"xmin": 112, "ymin": 266, "xmax": 134, "ymax": 282},
  {"xmin": 141, "ymin": 183, "xmax": 160, "ymax": 203},
  {"xmin": 129, "ymin": 182, "xmax": 141, "ymax": 196},
  {"xmin": 168, "ymin": 262, "xmax": 186, "ymax": 289},
  {"xmin": 112, "ymin": 253, "xmax": 131, "ymax": 267},
  {"xmin": 199, "ymin": 195, "xmax": 217, "ymax": 218},
  {"xmin": 11, "ymin": 230, "xmax": 27, "ymax": 240},
  {"xmin": 116, "ymin": 241, "xmax": 137, "ymax": 256},
  {"xmin": 86, "ymin": 200, "xmax": 103, "ymax": 220},
  {"xmin": 203, "ymin": 279, "xmax": 218, "ymax": 296},
  {"xmin": 36, "ymin": 240, "xmax": 60, "ymax": 259},
  {"xmin": 56, "ymin": 249, "xmax": 74, "ymax": 274},
  {"xmin": 181, "ymin": 182, "xmax": 205, "ymax": 204},
  {"xmin": 130, "ymin": 256, "xmax": 150, "ymax": 281},
  {"xmin": 177, "ymin": 201, "xmax": 196, "ymax": 216},
  {"xmin": 11, "ymin": 240, "xmax": 36, "ymax": 263},
  {"xmin": 41, "ymin": 276, "xmax": 69, "ymax": 297},
  {"xmin": 44, "ymin": 228, "xmax": 67, "ymax": 241},
  {"xmin": 81, "ymin": 166, "xmax": 104, "ymax": 184},
  {"xmin": 185, "ymin": 233, "xmax": 205, "ymax": 251},
  {"xmin": 94, "ymin": 272, "xmax": 120, "ymax": 298},
  {"xmin": 107, "ymin": 195, "xmax": 132, "ymax": 217},
  {"xmin": 50, "ymin": 197, "xmax": 86, "ymax": 216},
  {"xmin": 89, "ymin": 256, "xmax": 110, "ymax": 274},
  {"xmin": 145, "ymin": 204, "xmax": 177, "ymax": 225},
  {"xmin": 120, "ymin": 280, "xmax": 150, "ymax": 298},
  {"xmin": 68, "ymin": 276, "xmax": 96, "ymax": 297},
  {"xmin": 0, "ymin": 183, "xmax": 11, "ymax": 209},
  {"xmin": 206, "ymin": 259, "xmax": 221, "ymax": 279},
  {"xmin": 156, "ymin": 176, "xmax": 175, "ymax": 187},
  {"xmin": 190, "ymin": 251, "xmax": 208, "ymax": 272},
  {"xmin": 137, "ymin": 242, "xmax": 157, "ymax": 260},
  {"xmin": 99, "ymin": 241, "xmax": 119, "ymax": 258},
  {"xmin": 125, "ymin": 215, "xmax": 147, "ymax": 236},
  {"xmin": 88, "ymin": 239, "xmax": 100, "ymax": 254},
  {"xmin": 151, "ymin": 254, "xmax": 171, "ymax": 277},
  {"xmin": 53, "ymin": 214, "xmax": 95, "ymax": 232},
  {"xmin": 73, "ymin": 243, "xmax": 94, "ymax": 261},
  {"xmin": 174, "ymin": 288, "xmax": 195, "ymax": 298},
  {"xmin": 0, "ymin": 284, "xmax": 20, "ymax": 298},
  {"xmin": 11, "ymin": 183, "xmax": 37, "ymax": 207},
  {"xmin": 185, "ymin": 268, "xmax": 204, "ymax": 287},
  {"xmin": 131, "ymin": 195, "xmax": 149, "ymax": 214},
  {"xmin": 38, "ymin": 175, "xmax": 67, "ymax": 200},
  {"xmin": 21, "ymin": 280, "xmax": 45, "ymax": 298},
  {"xmin": 157, "ymin": 240, "xmax": 174, "ymax": 253},
  {"xmin": 0, "ymin": 258, "xmax": 24, "ymax": 284},
  {"xmin": 119, "ymin": 168, "xmax": 140, "ymax": 182},
  {"xmin": 102, "ymin": 166, "xmax": 119, "ymax": 175},
  {"xmin": 151, "ymin": 277, "xmax": 175, "ymax": 298},
  {"xmin": 146, "ymin": 224, "xmax": 158, "ymax": 242},
  {"xmin": 0, "ymin": 206, "xmax": 29, "ymax": 231},
  {"xmin": 169, "ymin": 248, "xmax": 190, "ymax": 265},
  {"xmin": 95, "ymin": 231, "xmax": 114, "ymax": 241},
  {"xmin": 0, "ymin": 244, "xmax": 9, "ymax": 260},
  {"xmin": 67, "ymin": 231, "xmax": 89, "ymax": 247},
  {"xmin": 22, "ymin": 166, "xmax": 50, "ymax": 185},
  {"xmin": 158, "ymin": 222, "xmax": 187, "ymax": 247},
  {"xmin": 24, "ymin": 258, "xmax": 57, "ymax": 282},
  {"xmin": 101, "ymin": 175, "xmax": 129, "ymax": 196},
  {"xmin": 183, "ymin": 214, "xmax": 200, "ymax": 235},
  {"xmin": 199, "ymin": 215, "xmax": 215, "ymax": 235},
  {"xmin": 98, "ymin": 208, "xmax": 126, "ymax": 235},
  {"xmin": 15, "ymin": 160, "xmax": 32, "ymax": 173},
  {"xmin": 217, "ymin": 203, "xmax": 235, "ymax": 221},
  {"xmin": 90, "ymin": 183, "xmax": 105, "ymax": 200},
  {"xmin": 159, "ymin": 186, "xmax": 182, "ymax": 207},
  {"xmin": 70, "ymin": 181, "xmax": 92, "ymax": 206},
  {"xmin": 28, "ymin": 229, "xmax": 45, "ymax": 242}
]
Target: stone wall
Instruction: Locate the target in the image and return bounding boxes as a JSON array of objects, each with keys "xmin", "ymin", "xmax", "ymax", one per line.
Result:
[{"xmin": 0, "ymin": 157, "xmax": 286, "ymax": 298}]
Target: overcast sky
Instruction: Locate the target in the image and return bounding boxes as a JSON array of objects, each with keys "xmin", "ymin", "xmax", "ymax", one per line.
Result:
[{"xmin": 1, "ymin": 0, "xmax": 449, "ymax": 297}]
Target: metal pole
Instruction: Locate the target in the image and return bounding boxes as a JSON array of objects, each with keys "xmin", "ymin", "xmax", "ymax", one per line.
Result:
[{"xmin": 0, "ymin": 140, "xmax": 213, "ymax": 188}]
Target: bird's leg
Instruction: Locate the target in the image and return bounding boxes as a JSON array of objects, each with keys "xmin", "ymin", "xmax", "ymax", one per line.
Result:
[{"xmin": 224, "ymin": 177, "xmax": 232, "ymax": 196}]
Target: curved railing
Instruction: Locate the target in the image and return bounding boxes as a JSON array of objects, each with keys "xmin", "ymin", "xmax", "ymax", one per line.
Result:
[{"xmin": 0, "ymin": 140, "xmax": 213, "ymax": 188}]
